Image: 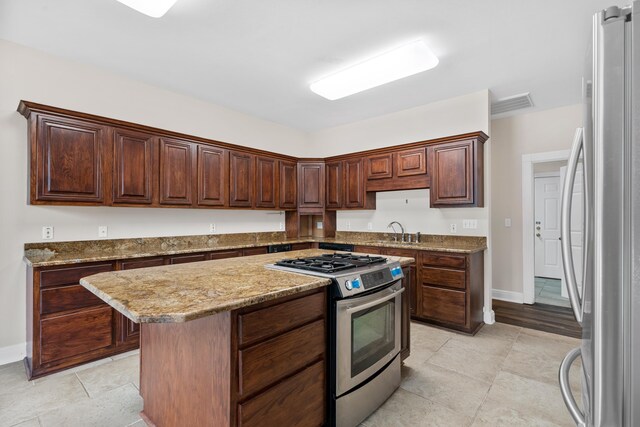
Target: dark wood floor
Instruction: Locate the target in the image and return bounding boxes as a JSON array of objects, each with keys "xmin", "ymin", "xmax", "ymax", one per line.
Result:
[{"xmin": 492, "ymin": 299, "xmax": 582, "ymax": 339}]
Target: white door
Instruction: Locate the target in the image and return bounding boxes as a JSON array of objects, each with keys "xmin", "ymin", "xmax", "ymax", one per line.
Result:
[
  {"xmin": 534, "ymin": 175, "xmax": 563, "ymax": 279},
  {"xmin": 559, "ymin": 165, "xmax": 584, "ymax": 298}
]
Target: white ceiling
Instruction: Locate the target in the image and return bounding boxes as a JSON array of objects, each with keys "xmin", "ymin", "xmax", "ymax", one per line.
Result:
[{"xmin": 0, "ymin": 0, "xmax": 615, "ymax": 131}]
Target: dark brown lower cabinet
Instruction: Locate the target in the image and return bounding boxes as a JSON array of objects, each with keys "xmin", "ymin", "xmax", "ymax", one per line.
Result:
[
  {"xmin": 139, "ymin": 288, "xmax": 327, "ymax": 427},
  {"xmin": 118, "ymin": 257, "xmax": 165, "ymax": 346},
  {"xmin": 415, "ymin": 250, "xmax": 484, "ymax": 334},
  {"xmin": 26, "ymin": 262, "xmax": 122, "ymax": 379},
  {"xmin": 26, "ymin": 246, "xmax": 274, "ymax": 379}
]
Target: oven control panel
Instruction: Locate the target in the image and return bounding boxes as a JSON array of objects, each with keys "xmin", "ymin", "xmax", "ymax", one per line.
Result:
[{"xmin": 337, "ymin": 262, "xmax": 403, "ymax": 297}]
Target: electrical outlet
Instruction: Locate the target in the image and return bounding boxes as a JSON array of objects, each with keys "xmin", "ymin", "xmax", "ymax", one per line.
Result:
[
  {"xmin": 98, "ymin": 226, "xmax": 108, "ymax": 238},
  {"xmin": 279, "ymin": 222, "xmax": 284, "ymax": 231},
  {"xmin": 346, "ymin": 221, "xmax": 351, "ymax": 230},
  {"xmin": 462, "ymin": 220, "xmax": 469, "ymax": 229},
  {"xmin": 209, "ymin": 223, "xmax": 216, "ymax": 233},
  {"xmin": 316, "ymin": 221, "xmax": 323, "ymax": 230},
  {"xmin": 367, "ymin": 222, "xmax": 373, "ymax": 230},
  {"xmin": 505, "ymin": 218, "xmax": 512, "ymax": 227},
  {"xmin": 449, "ymin": 223, "xmax": 457, "ymax": 233},
  {"xmin": 42, "ymin": 226, "xmax": 54, "ymax": 240}
]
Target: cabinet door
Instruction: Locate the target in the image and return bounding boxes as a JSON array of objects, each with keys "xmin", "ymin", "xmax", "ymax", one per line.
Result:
[
  {"xmin": 229, "ymin": 151, "xmax": 255, "ymax": 207},
  {"xmin": 119, "ymin": 257, "xmax": 164, "ymax": 346},
  {"xmin": 420, "ymin": 285, "xmax": 466, "ymax": 326},
  {"xmin": 113, "ymin": 128, "xmax": 155, "ymax": 204},
  {"xmin": 197, "ymin": 145, "xmax": 227, "ymax": 207},
  {"xmin": 34, "ymin": 115, "xmax": 106, "ymax": 203},
  {"xmin": 325, "ymin": 161, "xmax": 343, "ymax": 209},
  {"xmin": 255, "ymin": 156, "xmax": 277, "ymax": 209},
  {"xmin": 243, "ymin": 247, "xmax": 268, "ymax": 256},
  {"xmin": 429, "ymin": 140, "xmax": 477, "ymax": 206},
  {"xmin": 278, "ymin": 160, "xmax": 297, "ymax": 209},
  {"xmin": 298, "ymin": 162, "xmax": 325, "ymax": 209},
  {"xmin": 159, "ymin": 138, "xmax": 194, "ymax": 205},
  {"xmin": 344, "ymin": 158, "xmax": 365, "ymax": 208},
  {"xmin": 396, "ymin": 147, "xmax": 427, "ymax": 177},
  {"xmin": 366, "ymin": 153, "xmax": 393, "ymax": 180}
]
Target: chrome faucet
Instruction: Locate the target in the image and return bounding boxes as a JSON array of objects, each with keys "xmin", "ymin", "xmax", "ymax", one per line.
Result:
[{"xmin": 387, "ymin": 221, "xmax": 406, "ymax": 242}]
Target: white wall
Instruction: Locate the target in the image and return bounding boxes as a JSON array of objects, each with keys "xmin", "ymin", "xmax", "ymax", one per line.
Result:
[
  {"xmin": 491, "ymin": 104, "xmax": 582, "ymax": 301},
  {"xmin": 310, "ymin": 90, "xmax": 494, "ymax": 322},
  {"xmin": 0, "ymin": 39, "xmax": 309, "ymax": 362}
]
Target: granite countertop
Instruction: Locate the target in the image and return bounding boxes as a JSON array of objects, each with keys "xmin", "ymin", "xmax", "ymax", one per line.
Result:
[
  {"xmin": 24, "ymin": 231, "xmax": 486, "ymax": 267},
  {"xmin": 79, "ymin": 249, "xmax": 415, "ymax": 324}
]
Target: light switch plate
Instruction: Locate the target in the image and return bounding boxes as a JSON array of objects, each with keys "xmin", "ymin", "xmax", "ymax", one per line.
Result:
[
  {"xmin": 367, "ymin": 222, "xmax": 373, "ymax": 230},
  {"xmin": 505, "ymin": 218, "xmax": 512, "ymax": 227},
  {"xmin": 316, "ymin": 221, "xmax": 323, "ymax": 230}
]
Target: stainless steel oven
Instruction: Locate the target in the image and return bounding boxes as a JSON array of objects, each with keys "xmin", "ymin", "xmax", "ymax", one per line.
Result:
[{"xmin": 335, "ymin": 281, "xmax": 403, "ymax": 395}]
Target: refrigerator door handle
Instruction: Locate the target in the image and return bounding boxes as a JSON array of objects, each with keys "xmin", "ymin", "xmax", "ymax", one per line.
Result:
[
  {"xmin": 559, "ymin": 347, "xmax": 586, "ymax": 427},
  {"xmin": 561, "ymin": 127, "xmax": 584, "ymax": 324}
]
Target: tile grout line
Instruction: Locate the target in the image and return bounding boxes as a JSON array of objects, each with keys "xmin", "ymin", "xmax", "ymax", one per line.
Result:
[{"xmin": 75, "ymin": 372, "xmax": 92, "ymax": 399}]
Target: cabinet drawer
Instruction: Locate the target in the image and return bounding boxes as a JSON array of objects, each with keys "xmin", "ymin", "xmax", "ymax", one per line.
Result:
[
  {"xmin": 421, "ymin": 267, "xmax": 466, "ymax": 290},
  {"xmin": 121, "ymin": 257, "xmax": 165, "ymax": 270},
  {"xmin": 421, "ymin": 253, "xmax": 466, "ymax": 269},
  {"xmin": 40, "ymin": 263, "xmax": 114, "ymax": 288},
  {"xmin": 243, "ymin": 247, "xmax": 268, "ymax": 256},
  {"xmin": 208, "ymin": 250, "xmax": 243, "ymax": 260},
  {"xmin": 167, "ymin": 253, "xmax": 207, "ymax": 264},
  {"xmin": 421, "ymin": 286, "xmax": 466, "ymax": 326},
  {"xmin": 353, "ymin": 245, "xmax": 383, "ymax": 254},
  {"xmin": 41, "ymin": 285, "xmax": 105, "ymax": 315},
  {"xmin": 238, "ymin": 320, "xmax": 324, "ymax": 397},
  {"xmin": 381, "ymin": 247, "xmax": 417, "ymax": 261},
  {"xmin": 238, "ymin": 360, "xmax": 325, "ymax": 427},
  {"xmin": 291, "ymin": 242, "xmax": 312, "ymax": 251},
  {"xmin": 238, "ymin": 291, "xmax": 325, "ymax": 346},
  {"xmin": 40, "ymin": 306, "xmax": 114, "ymax": 364}
]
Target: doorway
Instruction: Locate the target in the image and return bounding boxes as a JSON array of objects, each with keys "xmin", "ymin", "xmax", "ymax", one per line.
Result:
[
  {"xmin": 522, "ymin": 151, "xmax": 571, "ymax": 306},
  {"xmin": 533, "ymin": 164, "xmax": 570, "ymax": 307}
]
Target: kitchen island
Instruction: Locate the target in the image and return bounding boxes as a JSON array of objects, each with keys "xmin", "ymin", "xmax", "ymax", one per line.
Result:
[{"xmin": 80, "ymin": 249, "xmax": 413, "ymax": 427}]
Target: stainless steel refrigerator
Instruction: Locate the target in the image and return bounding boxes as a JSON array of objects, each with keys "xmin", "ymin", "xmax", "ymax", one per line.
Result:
[{"xmin": 559, "ymin": 2, "xmax": 640, "ymax": 426}]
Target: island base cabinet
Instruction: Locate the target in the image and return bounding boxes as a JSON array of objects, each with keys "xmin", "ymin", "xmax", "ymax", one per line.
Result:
[{"xmin": 139, "ymin": 288, "xmax": 327, "ymax": 427}]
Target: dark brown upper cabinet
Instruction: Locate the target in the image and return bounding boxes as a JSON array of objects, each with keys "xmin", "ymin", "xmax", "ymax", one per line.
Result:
[
  {"xmin": 112, "ymin": 128, "xmax": 155, "ymax": 205},
  {"xmin": 366, "ymin": 153, "xmax": 393, "ymax": 180},
  {"xmin": 429, "ymin": 138, "xmax": 484, "ymax": 207},
  {"xmin": 32, "ymin": 114, "xmax": 107, "ymax": 204},
  {"xmin": 325, "ymin": 161, "xmax": 343, "ymax": 209},
  {"xmin": 278, "ymin": 160, "xmax": 297, "ymax": 210},
  {"xmin": 396, "ymin": 147, "xmax": 427, "ymax": 177},
  {"xmin": 298, "ymin": 162, "xmax": 325, "ymax": 210},
  {"xmin": 229, "ymin": 151, "xmax": 255, "ymax": 208},
  {"xmin": 344, "ymin": 158, "xmax": 368, "ymax": 209},
  {"xmin": 197, "ymin": 145, "xmax": 227, "ymax": 207},
  {"xmin": 255, "ymin": 156, "xmax": 278, "ymax": 209},
  {"xmin": 159, "ymin": 138, "xmax": 194, "ymax": 206}
]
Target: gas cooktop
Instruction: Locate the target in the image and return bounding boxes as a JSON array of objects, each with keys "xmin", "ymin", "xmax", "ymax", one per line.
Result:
[{"xmin": 274, "ymin": 253, "xmax": 387, "ymax": 274}]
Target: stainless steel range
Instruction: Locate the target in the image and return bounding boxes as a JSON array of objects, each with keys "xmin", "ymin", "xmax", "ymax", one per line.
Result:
[{"xmin": 268, "ymin": 253, "xmax": 404, "ymax": 427}]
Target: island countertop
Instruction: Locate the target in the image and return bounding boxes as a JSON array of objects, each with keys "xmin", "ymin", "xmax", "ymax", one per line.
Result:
[{"xmin": 80, "ymin": 249, "xmax": 414, "ymax": 324}]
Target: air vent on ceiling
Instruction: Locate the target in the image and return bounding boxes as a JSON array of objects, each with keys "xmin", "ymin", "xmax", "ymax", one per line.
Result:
[{"xmin": 491, "ymin": 93, "xmax": 533, "ymax": 115}]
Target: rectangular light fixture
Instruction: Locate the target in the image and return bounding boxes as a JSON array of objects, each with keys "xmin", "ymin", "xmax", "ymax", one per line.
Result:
[
  {"xmin": 116, "ymin": 0, "xmax": 179, "ymax": 18},
  {"xmin": 310, "ymin": 40, "xmax": 439, "ymax": 100}
]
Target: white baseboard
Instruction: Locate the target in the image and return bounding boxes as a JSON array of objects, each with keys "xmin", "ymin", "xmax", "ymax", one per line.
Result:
[
  {"xmin": 0, "ymin": 342, "xmax": 26, "ymax": 366},
  {"xmin": 492, "ymin": 289, "xmax": 524, "ymax": 304},
  {"xmin": 483, "ymin": 309, "xmax": 495, "ymax": 324}
]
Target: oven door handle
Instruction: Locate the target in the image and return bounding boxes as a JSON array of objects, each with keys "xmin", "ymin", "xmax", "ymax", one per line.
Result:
[{"xmin": 345, "ymin": 287, "xmax": 405, "ymax": 314}]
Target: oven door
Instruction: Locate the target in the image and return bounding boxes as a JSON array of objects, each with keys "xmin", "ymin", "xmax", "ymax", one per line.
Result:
[{"xmin": 335, "ymin": 281, "xmax": 404, "ymax": 396}]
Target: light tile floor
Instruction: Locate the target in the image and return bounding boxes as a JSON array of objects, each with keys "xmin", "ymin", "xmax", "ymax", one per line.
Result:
[
  {"xmin": 0, "ymin": 322, "xmax": 583, "ymax": 427},
  {"xmin": 535, "ymin": 277, "xmax": 571, "ymax": 308}
]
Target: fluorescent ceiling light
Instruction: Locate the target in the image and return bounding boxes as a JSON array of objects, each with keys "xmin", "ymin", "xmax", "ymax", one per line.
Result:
[
  {"xmin": 310, "ymin": 40, "xmax": 439, "ymax": 100},
  {"xmin": 116, "ymin": 0, "xmax": 179, "ymax": 18}
]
